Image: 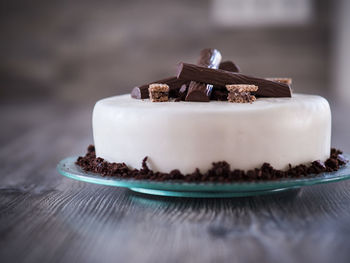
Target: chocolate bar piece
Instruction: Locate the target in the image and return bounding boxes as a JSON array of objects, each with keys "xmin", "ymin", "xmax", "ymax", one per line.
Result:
[
  {"xmin": 219, "ymin": 60, "xmax": 240, "ymax": 73},
  {"xmin": 177, "ymin": 63, "xmax": 292, "ymax": 98},
  {"xmin": 185, "ymin": 48, "xmax": 222, "ymax": 102},
  {"xmin": 131, "ymin": 77, "xmax": 188, "ymax": 99},
  {"xmin": 148, "ymin": 84, "xmax": 169, "ymax": 102}
]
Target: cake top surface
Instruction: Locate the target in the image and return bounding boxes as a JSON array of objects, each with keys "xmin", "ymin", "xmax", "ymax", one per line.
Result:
[{"xmin": 97, "ymin": 93, "xmax": 328, "ymax": 114}]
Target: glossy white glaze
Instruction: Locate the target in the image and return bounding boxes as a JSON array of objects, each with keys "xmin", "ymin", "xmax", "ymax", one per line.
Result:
[{"xmin": 93, "ymin": 94, "xmax": 331, "ymax": 173}]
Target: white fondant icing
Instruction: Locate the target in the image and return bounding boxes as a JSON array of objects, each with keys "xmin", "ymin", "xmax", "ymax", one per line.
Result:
[{"xmin": 92, "ymin": 94, "xmax": 331, "ymax": 174}]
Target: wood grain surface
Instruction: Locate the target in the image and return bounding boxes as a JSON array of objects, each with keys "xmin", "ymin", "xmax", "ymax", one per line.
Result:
[{"xmin": 1, "ymin": 100, "xmax": 350, "ymax": 263}]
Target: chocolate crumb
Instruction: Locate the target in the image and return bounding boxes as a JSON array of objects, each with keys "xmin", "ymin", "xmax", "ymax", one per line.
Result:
[{"xmin": 76, "ymin": 146, "xmax": 348, "ymax": 183}]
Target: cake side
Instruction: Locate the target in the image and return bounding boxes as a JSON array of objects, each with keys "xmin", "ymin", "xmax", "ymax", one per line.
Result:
[{"xmin": 92, "ymin": 94, "xmax": 331, "ymax": 174}]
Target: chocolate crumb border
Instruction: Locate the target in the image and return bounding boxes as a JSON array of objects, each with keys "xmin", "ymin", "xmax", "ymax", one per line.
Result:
[{"xmin": 76, "ymin": 145, "xmax": 348, "ymax": 183}]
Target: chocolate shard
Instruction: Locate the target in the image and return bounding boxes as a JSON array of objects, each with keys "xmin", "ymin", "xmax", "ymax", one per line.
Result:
[
  {"xmin": 175, "ymin": 84, "xmax": 188, "ymax": 102},
  {"xmin": 185, "ymin": 82, "xmax": 212, "ymax": 102},
  {"xmin": 219, "ymin": 60, "xmax": 240, "ymax": 73},
  {"xmin": 185, "ymin": 48, "xmax": 222, "ymax": 102},
  {"xmin": 211, "ymin": 88, "xmax": 228, "ymax": 101},
  {"xmin": 177, "ymin": 63, "xmax": 292, "ymax": 98},
  {"xmin": 131, "ymin": 77, "xmax": 188, "ymax": 99}
]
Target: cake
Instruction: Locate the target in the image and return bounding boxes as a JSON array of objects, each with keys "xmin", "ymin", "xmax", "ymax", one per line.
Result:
[
  {"xmin": 93, "ymin": 93, "xmax": 331, "ymax": 174},
  {"xmin": 76, "ymin": 48, "xmax": 346, "ymax": 181}
]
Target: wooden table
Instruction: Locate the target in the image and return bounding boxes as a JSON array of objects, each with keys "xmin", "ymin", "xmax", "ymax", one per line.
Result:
[{"xmin": 1, "ymin": 100, "xmax": 350, "ymax": 263}]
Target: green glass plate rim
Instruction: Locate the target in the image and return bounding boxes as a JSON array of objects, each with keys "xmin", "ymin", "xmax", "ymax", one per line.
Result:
[{"xmin": 57, "ymin": 155, "xmax": 350, "ymax": 192}]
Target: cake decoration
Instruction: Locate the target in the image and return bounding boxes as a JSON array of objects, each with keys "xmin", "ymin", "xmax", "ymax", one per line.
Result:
[
  {"xmin": 218, "ymin": 60, "xmax": 240, "ymax": 73},
  {"xmin": 174, "ymin": 84, "xmax": 188, "ymax": 102},
  {"xmin": 211, "ymin": 88, "xmax": 229, "ymax": 101},
  {"xmin": 148, "ymin": 84, "xmax": 169, "ymax": 102},
  {"xmin": 131, "ymin": 77, "xmax": 187, "ymax": 100},
  {"xmin": 185, "ymin": 48, "xmax": 222, "ymax": 102},
  {"xmin": 177, "ymin": 63, "xmax": 292, "ymax": 98},
  {"xmin": 131, "ymin": 49, "xmax": 291, "ymax": 101},
  {"xmin": 226, "ymin": 84, "xmax": 258, "ymax": 103},
  {"xmin": 76, "ymin": 146, "xmax": 348, "ymax": 183}
]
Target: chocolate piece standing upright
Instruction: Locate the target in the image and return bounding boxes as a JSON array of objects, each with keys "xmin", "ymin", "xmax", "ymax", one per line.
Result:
[
  {"xmin": 131, "ymin": 77, "xmax": 188, "ymax": 99},
  {"xmin": 185, "ymin": 48, "xmax": 222, "ymax": 102},
  {"xmin": 175, "ymin": 84, "xmax": 188, "ymax": 102},
  {"xmin": 177, "ymin": 63, "xmax": 292, "ymax": 98},
  {"xmin": 219, "ymin": 60, "xmax": 240, "ymax": 73}
]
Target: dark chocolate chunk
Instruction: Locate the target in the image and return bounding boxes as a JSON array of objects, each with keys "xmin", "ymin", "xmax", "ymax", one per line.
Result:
[
  {"xmin": 211, "ymin": 88, "xmax": 228, "ymax": 101},
  {"xmin": 196, "ymin": 48, "xmax": 222, "ymax": 68},
  {"xmin": 76, "ymin": 146, "xmax": 348, "ymax": 183},
  {"xmin": 325, "ymin": 158, "xmax": 338, "ymax": 170},
  {"xmin": 311, "ymin": 160, "xmax": 327, "ymax": 173},
  {"xmin": 185, "ymin": 82, "xmax": 212, "ymax": 102},
  {"xmin": 175, "ymin": 84, "xmax": 188, "ymax": 102},
  {"xmin": 177, "ymin": 63, "xmax": 292, "ymax": 98},
  {"xmin": 185, "ymin": 48, "xmax": 222, "ymax": 102},
  {"xmin": 131, "ymin": 77, "xmax": 188, "ymax": 99},
  {"xmin": 219, "ymin": 60, "xmax": 240, "ymax": 73}
]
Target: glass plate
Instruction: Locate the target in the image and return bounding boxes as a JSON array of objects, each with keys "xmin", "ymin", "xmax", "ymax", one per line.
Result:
[{"xmin": 57, "ymin": 155, "xmax": 350, "ymax": 198}]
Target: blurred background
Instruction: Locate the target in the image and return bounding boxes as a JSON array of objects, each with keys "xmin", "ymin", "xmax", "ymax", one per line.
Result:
[{"xmin": 1, "ymin": 0, "xmax": 349, "ymax": 154}]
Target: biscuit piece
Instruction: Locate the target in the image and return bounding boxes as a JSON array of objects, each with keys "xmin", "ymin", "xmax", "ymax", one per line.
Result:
[
  {"xmin": 227, "ymin": 92, "xmax": 256, "ymax": 103},
  {"xmin": 226, "ymin": 84, "xmax": 258, "ymax": 93},
  {"xmin": 226, "ymin": 84, "xmax": 258, "ymax": 103},
  {"xmin": 148, "ymin": 84, "xmax": 170, "ymax": 102},
  {"xmin": 266, "ymin": 78, "xmax": 292, "ymax": 85}
]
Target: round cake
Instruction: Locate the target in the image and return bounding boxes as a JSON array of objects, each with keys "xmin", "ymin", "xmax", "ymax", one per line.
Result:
[{"xmin": 92, "ymin": 93, "xmax": 331, "ymax": 174}]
